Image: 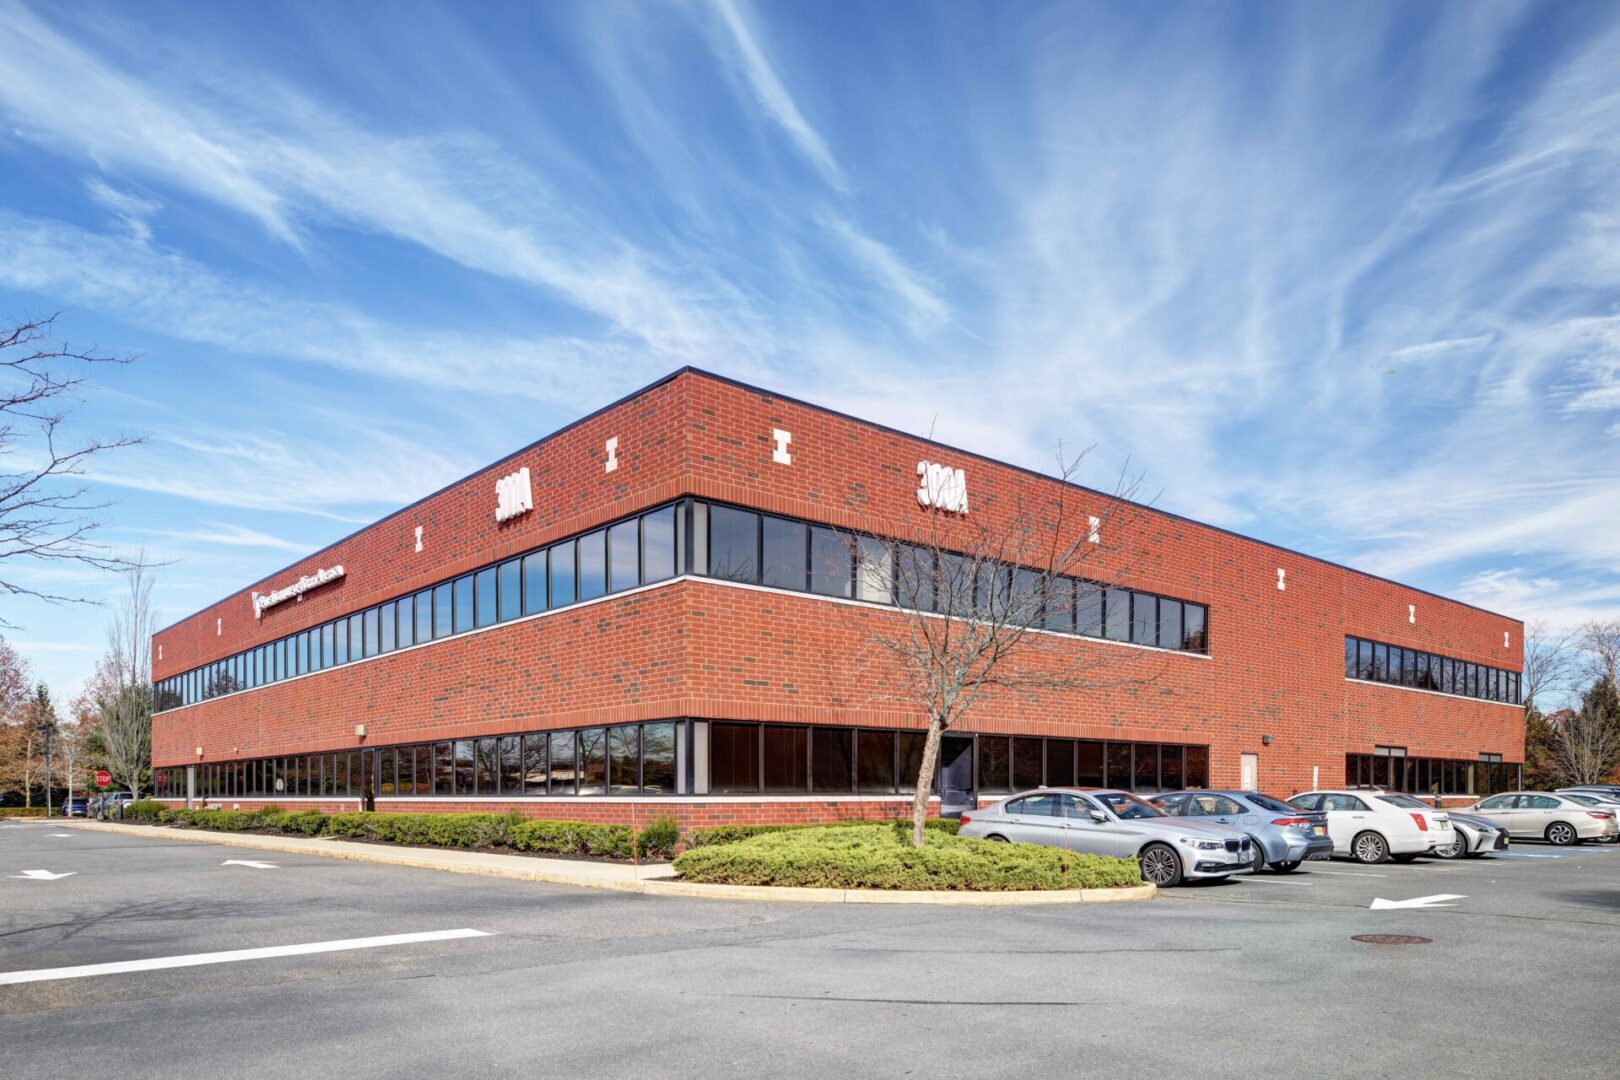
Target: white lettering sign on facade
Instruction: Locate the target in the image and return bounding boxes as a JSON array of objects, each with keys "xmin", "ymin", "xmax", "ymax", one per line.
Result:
[
  {"xmin": 916, "ymin": 461, "xmax": 969, "ymax": 514},
  {"xmin": 251, "ymin": 566, "xmax": 345, "ymax": 619},
  {"xmin": 495, "ymin": 467, "xmax": 533, "ymax": 523}
]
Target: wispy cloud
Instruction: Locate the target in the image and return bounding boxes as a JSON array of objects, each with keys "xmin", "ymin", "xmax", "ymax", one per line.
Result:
[
  {"xmin": 1387, "ymin": 334, "xmax": 1495, "ymax": 360},
  {"xmin": 84, "ymin": 177, "xmax": 160, "ymax": 242},
  {"xmin": 705, "ymin": 0, "xmax": 847, "ymax": 191},
  {"xmin": 122, "ymin": 522, "xmax": 311, "ymax": 553}
]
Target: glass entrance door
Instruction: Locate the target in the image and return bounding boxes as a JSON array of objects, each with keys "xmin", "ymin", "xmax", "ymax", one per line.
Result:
[{"xmin": 939, "ymin": 735, "xmax": 975, "ymax": 818}]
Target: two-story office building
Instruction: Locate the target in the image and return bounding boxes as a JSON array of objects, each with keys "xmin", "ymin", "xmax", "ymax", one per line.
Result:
[{"xmin": 149, "ymin": 369, "xmax": 1525, "ymax": 827}]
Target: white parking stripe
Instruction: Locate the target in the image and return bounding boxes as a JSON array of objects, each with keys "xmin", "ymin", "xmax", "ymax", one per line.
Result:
[
  {"xmin": 1308, "ymin": 870, "xmax": 1388, "ymax": 878},
  {"xmin": 0, "ymin": 929, "xmax": 492, "ymax": 986},
  {"xmin": 1241, "ymin": 877, "xmax": 1313, "ymax": 885}
]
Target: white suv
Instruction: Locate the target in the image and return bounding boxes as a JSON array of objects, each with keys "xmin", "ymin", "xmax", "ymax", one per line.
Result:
[{"xmin": 1288, "ymin": 789, "xmax": 1451, "ymax": 864}]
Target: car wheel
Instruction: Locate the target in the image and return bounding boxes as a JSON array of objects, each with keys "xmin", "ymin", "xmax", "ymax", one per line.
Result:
[
  {"xmin": 1249, "ymin": 842, "xmax": 1266, "ymax": 874},
  {"xmin": 1272, "ymin": 860, "xmax": 1301, "ymax": 873},
  {"xmin": 1138, "ymin": 843, "xmax": 1183, "ymax": 887},
  {"xmin": 1351, "ymin": 831, "xmax": 1389, "ymax": 864},
  {"xmin": 1434, "ymin": 833, "xmax": 1467, "ymax": 859},
  {"xmin": 1546, "ymin": 822, "xmax": 1577, "ymax": 846},
  {"xmin": 985, "ymin": 834, "xmax": 1010, "ymax": 843}
]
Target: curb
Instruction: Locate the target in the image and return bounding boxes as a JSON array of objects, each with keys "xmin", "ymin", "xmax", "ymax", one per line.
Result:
[{"xmin": 57, "ymin": 821, "xmax": 1156, "ymax": 906}]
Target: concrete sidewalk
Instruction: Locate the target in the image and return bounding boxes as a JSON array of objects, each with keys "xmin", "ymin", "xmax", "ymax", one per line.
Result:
[{"xmin": 59, "ymin": 820, "xmax": 1154, "ymax": 905}]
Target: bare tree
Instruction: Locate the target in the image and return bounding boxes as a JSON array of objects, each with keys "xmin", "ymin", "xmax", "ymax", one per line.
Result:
[
  {"xmin": 1548, "ymin": 676, "xmax": 1620, "ymax": 787},
  {"xmin": 96, "ymin": 554, "xmax": 155, "ymax": 798},
  {"xmin": 0, "ymin": 314, "xmax": 142, "ymax": 626},
  {"xmin": 852, "ymin": 449, "xmax": 1156, "ymax": 847},
  {"xmin": 1577, "ymin": 620, "xmax": 1620, "ymax": 689},
  {"xmin": 1522, "ymin": 620, "xmax": 1577, "ymax": 712}
]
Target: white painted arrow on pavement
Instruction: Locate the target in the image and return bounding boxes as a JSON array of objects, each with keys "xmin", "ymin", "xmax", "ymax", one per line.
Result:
[
  {"xmin": 1369, "ymin": 893, "xmax": 1466, "ymax": 910},
  {"xmin": 222, "ymin": 860, "xmax": 278, "ymax": 870},
  {"xmin": 9, "ymin": 870, "xmax": 76, "ymax": 881}
]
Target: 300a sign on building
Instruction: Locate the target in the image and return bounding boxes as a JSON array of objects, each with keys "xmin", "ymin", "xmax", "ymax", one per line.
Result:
[{"xmin": 916, "ymin": 460, "xmax": 969, "ymax": 514}]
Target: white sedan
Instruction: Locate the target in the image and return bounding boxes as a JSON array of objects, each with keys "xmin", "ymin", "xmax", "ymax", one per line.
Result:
[
  {"xmin": 1287, "ymin": 789, "xmax": 1450, "ymax": 864},
  {"xmin": 1467, "ymin": 791, "xmax": 1618, "ymax": 846}
]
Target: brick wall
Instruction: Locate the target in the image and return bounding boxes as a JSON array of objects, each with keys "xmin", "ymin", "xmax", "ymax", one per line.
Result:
[{"xmin": 151, "ymin": 369, "xmax": 1524, "ymax": 821}]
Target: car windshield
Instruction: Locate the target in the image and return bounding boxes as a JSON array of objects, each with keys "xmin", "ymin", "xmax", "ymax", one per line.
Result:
[
  {"xmin": 1376, "ymin": 794, "xmax": 1429, "ymax": 809},
  {"xmin": 1094, "ymin": 791, "xmax": 1164, "ymax": 820},
  {"xmin": 1247, "ymin": 793, "xmax": 1302, "ymax": 814}
]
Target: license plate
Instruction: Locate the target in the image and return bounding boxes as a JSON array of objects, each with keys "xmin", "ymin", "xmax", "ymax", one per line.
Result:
[
  {"xmin": 1438, "ymin": 822, "xmax": 1450, "ymax": 831},
  {"xmin": 1312, "ymin": 825, "xmax": 1326, "ymax": 835}
]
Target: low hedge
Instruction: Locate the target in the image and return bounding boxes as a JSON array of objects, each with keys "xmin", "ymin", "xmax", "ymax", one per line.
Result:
[
  {"xmin": 124, "ymin": 806, "xmax": 672, "ymax": 862},
  {"xmin": 686, "ymin": 817, "xmax": 960, "ymax": 849},
  {"xmin": 0, "ymin": 807, "xmax": 49, "ymax": 817},
  {"xmin": 672, "ymin": 823, "xmax": 1141, "ymax": 891}
]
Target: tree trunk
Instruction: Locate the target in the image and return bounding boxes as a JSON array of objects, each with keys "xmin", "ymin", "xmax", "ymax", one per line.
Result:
[{"xmin": 911, "ymin": 715, "xmax": 945, "ymax": 848}]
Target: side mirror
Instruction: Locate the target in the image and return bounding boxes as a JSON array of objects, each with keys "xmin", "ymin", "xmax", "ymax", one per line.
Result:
[{"xmin": 1089, "ymin": 809, "xmax": 1107, "ymax": 823}]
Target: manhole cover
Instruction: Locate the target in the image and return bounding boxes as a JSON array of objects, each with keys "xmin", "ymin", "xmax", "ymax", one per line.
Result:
[{"xmin": 1351, "ymin": 934, "xmax": 1431, "ymax": 945}]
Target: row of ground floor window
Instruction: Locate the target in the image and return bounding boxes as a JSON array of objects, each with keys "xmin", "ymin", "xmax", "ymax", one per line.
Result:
[{"xmin": 154, "ymin": 721, "xmax": 1524, "ymax": 802}]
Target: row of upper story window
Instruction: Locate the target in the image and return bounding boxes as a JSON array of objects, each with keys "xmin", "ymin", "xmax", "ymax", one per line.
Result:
[
  {"xmin": 1343, "ymin": 636, "xmax": 1521, "ymax": 705},
  {"xmin": 154, "ymin": 498, "xmax": 1212, "ymax": 712}
]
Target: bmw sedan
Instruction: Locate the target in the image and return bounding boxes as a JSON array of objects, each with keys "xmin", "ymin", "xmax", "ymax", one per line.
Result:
[
  {"xmin": 1150, "ymin": 790, "xmax": 1334, "ymax": 873},
  {"xmin": 958, "ymin": 788, "xmax": 1253, "ymax": 887}
]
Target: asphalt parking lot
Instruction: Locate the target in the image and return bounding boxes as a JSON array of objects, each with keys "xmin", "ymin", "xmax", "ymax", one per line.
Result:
[{"xmin": 4, "ymin": 821, "xmax": 1619, "ymax": 1080}]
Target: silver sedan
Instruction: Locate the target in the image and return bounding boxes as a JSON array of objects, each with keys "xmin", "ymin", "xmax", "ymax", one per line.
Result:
[
  {"xmin": 1432, "ymin": 811, "xmax": 1509, "ymax": 858},
  {"xmin": 1466, "ymin": 791, "xmax": 1619, "ymax": 845},
  {"xmin": 958, "ymin": 787, "xmax": 1253, "ymax": 887}
]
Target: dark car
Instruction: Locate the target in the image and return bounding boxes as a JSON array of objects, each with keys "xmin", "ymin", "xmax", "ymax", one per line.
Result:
[{"xmin": 59, "ymin": 797, "xmax": 90, "ymax": 817}]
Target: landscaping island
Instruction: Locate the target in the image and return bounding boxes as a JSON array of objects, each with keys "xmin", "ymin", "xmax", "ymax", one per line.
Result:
[{"xmin": 120, "ymin": 803, "xmax": 1143, "ymax": 892}]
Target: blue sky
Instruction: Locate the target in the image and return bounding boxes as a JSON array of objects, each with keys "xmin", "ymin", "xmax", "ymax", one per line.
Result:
[{"xmin": 1, "ymin": 0, "xmax": 1618, "ymax": 701}]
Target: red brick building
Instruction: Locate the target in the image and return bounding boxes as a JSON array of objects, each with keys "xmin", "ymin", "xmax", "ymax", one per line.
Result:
[{"xmin": 149, "ymin": 369, "xmax": 1525, "ymax": 827}]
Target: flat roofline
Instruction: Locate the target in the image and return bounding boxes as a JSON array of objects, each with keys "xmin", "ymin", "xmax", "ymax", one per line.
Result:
[{"xmin": 155, "ymin": 366, "xmax": 1520, "ymax": 636}]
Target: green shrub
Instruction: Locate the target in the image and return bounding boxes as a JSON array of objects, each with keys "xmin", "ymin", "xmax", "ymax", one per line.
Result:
[
  {"xmin": 634, "ymin": 815, "xmax": 680, "ymax": 860},
  {"xmin": 0, "ymin": 807, "xmax": 48, "ymax": 818},
  {"xmin": 686, "ymin": 816, "xmax": 960, "ymax": 849},
  {"xmin": 510, "ymin": 818, "xmax": 633, "ymax": 858},
  {"xmin": 673, "ymin": 824, "xmax": 1141, "ymax": 891},
  {"xmin": 280, "ymin": 810, "xmax": 330, "ymax": 836},
  {"xmin": 125, "ymin": 800, "xmax": 167, "ymax": 821}
]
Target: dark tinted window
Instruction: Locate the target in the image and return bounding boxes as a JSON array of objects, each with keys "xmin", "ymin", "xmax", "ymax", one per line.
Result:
[
  {"xmin": 1134, "ymin": 743, "xmax": 1159, "ymax": 789},
  {"xmin": 1160, "ymin": 745, "xmax": 1184, "ymax": 790},
  {"xmin": 857, "ymin": 730, "xmax": 894, "ymax": 793},
  {"xmin": 809, "ymin": 527, "xmax": 853, "ymax": 597},
  {"xmin": 1106, "ymin": 741, "xmax": 1131, "ymax": 787},
  {"xmin": 1159, "ymin": 600, "xmax": 1183, "ymax": 651},
  {"xmin": 452, "ymin": 576, "xmax": 473, "ymax": 634},
  {"xmin": 708, "ymin": 505, "xmax": 759, "ymax": 583},
  {"xmin": 812, "ymin": 727, "xmax": 852, "ymax": 792},
  {"xmin": 1104, "ymin": 588, "xmax": 1130, "ymax": 641},
  {"xmin": 1185, "ymin": 745, "xmax": 1209, "ymax": 787},
  {"xmin": 577, "ymin": 728, "xmax": 606, "ymax": 795},
  {"xmin": 762, "ymin": 516, "xmax": 808, "ymax": 590},
  {"xmin": 1076, "ymin": 584, "xmax": 1104, "ymax": 637},
  {"xmin": 763, "ymin": 725, "xmax": 808, "ymax": 792},
  {"xmin": 396, "ymin": 597, "xmax": 413, "ymax": 648},
  {"xmin": 499, "ymin": 736, "xmax": 521, "ymax": 795},
  {"xmin": 1077, "ymin": 741, "xmax": 1105, "ymax": 786},
  {"xmin": 475, "ymin": 738, "xmax": 499, "ymax": 793},
  {"xmin": 522, "ymin": 734, "xmax": 547, "ymax": 794},
  {"xmin": 855, "ymin": 536, "xmax": 893, "ymax": 603},
  {"xmin": 978, "ymin": 736, "xmax": 1010, "ymax": 793},
  {"xmin": 1131, "ymin": 594, "xmax": 1156, "ymax": 646},
  {"xmin": 608, "ymin": 725, "xmax": 639, "ymax": 793},
  {"xmin": 896, "ymin": 545, "xmax": 934, "ymax": 612},
  {"xmin": 897, "ymin": 731, "xmax": 926, "ymax": 793},
  {"xmin": 1012, "ymin": 737, "xmax": 1043, "ymax": 789},
  {"xmin": 548, "ymin": 731, "xmax": 575, "ymax": 795},
  {"xmin": 454, "ymin": 740, "xmax": 475, "ymax": 794},
  {"xmin": 364, "ymin": 607, "xmax": 380, "ymax": 657},
  {"xmin": 711, "ymin": 722, "xmax": 759, "ymax": 792},
  {"xmin": 642, "ymin": 722, "xmax": 676, "ymax": 794},
  {"xmin": 1045, "ymin": 739, "xmax": 1075, "ymax": 787}
]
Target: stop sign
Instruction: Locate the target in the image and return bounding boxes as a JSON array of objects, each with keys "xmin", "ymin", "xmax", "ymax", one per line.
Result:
[{"xmin": 94, "ymin": 770, "xmax": 111, "ymax": 788}]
